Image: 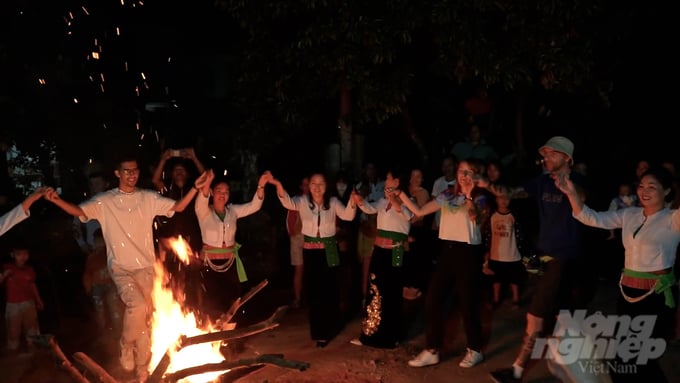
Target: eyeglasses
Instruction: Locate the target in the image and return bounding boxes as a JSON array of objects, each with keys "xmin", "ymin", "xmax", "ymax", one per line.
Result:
[
  {"xmin": 120, "ymin": 168, "xmax": 140, "ymax": 176},
  {"xmin": 457, "ymin": 170, "xmax": 475, "ymax": 177}
]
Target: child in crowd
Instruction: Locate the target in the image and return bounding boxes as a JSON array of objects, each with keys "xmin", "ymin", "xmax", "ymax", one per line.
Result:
[
  {"xmin": 0, "ymin": 239, "xmax": 44, "ymax": 353},
  {"xmin": 606, "ymin": 181, "xmax": 638, "ymax": 239},
  {"xmin": 482, "ymin": 185, "xmax": 531, "ymax": 308}
]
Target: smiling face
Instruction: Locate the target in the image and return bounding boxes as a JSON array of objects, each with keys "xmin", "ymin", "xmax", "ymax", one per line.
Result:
[
  {"xmin": 637, "ymin": 174, "xmax": 669, "ymax": 210},
  {"xmin": 309, "ymin": 174, "xmax": 327, "ymax": 202},
  {"xmin": 114, "ymin": 160, "xmax": 140, "ymax": 192},
  {"xmin": 211, "ymin": 181, "xmax": 230, "ymax": 208}
]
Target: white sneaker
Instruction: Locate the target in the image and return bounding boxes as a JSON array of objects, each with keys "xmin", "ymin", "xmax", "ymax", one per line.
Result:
[
  {"xmin": 459, "ymin": 348, "xmax": 483, "ymax": 368},
  {"xmin": 119, "ymin": 343, "xmax": 135, "ymax": 372},
  {"xmin": 408, "ymin": 349, "xmax": 439, "ymax": 367}
]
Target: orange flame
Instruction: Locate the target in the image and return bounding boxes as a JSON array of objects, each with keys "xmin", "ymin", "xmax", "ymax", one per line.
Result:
[
  {"xmin": 169, "ymin": 235, "xmax": 193, "ymax": 265},
  {"xmin": 150, "ymin": 256, "xmax": 227, "ymax": 382}
]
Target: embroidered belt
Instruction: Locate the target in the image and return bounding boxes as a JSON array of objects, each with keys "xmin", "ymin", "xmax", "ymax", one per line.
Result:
[
  {"xmin": 303, "ymin": 235, "xmax": 339, "ymax": 267},
  {"xmin": 376, "ymin": 229, "xmax": 408, "ymax": 267},
  {"xmin": 619, "ymin": 268, "xmax": 676, "ymax": 308},
  {"xmin": 203, "ymin": 243, "xmax": 248, "ymax": 282}
]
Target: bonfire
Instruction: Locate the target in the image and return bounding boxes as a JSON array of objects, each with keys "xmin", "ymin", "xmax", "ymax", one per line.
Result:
[{"xmin": 34, "ymin": 236, "xmax": 308, "ymax": 383}]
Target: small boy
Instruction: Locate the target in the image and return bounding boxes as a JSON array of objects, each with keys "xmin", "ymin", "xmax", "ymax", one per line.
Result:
[
  {"xmin": 482, "ymin": 185, "xmax": 531, "ymax": 308},
  {"xmin": 0, "ymin": 240, "xmax": 44, "ymax": 353}
]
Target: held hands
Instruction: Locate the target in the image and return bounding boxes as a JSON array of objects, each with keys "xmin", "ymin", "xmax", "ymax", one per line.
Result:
[
  {"xmin": 44, "ymin": 187, "xmax": 62, "ymax": 203},
  {"xmin": 259, "ymin": 171, "xmax": 273, "ymax": 187},
  {"xmin": 266, "ymin": 174, "xmax": 282, "ymax": 187},
  {"xmin": 194, "ymin": 169, "xmax": 213, "ymax": 191},
  {"xmin": 350, "ymin": 189, "xmax": 363, "ymax": 206}
]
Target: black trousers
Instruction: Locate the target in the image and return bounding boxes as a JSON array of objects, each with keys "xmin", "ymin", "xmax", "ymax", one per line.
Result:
[
  {"xmin": 304, "ymin": 248, "xmax": 342, "ymax": 341},
  {"xmin": 424, "ymin": 240, "xmax": 484, "ymax": 351}
]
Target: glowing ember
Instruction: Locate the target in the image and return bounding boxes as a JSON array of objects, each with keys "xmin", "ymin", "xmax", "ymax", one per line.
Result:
[{"xmin": 150, "ymin": 249, "xmax": 227, "ymax": 382}]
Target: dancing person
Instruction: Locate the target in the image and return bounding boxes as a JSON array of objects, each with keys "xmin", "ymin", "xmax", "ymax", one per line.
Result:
[
  {"xmin": 488, "ymin": 136, "xmax": 592, "ymax": 383},
  {"xmin": 269, "ymin": 172, "xmax": 357, "ymax": 348},
  {"xmin": 194, "ymin": 169, "xmax": 271, "ymax": 324},
  {"xmin": 44, "ymin": 153, "xmax": 208, "ymax": 381},
  {"xmin": 554, "ymin": 166, "xmax": 678, "ymax": 382},
  {"xmin": 350, "ymin": 168, "xmax": 413, "ymax": 349},
  {"xmin": 398, "ymin": 159, "xmax": 491, "ymax": 369}
]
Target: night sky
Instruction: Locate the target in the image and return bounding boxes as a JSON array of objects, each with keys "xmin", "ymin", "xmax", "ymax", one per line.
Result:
[{"xmin": 1, "ymin": 1, "xmax": 676, "ymax": 196}]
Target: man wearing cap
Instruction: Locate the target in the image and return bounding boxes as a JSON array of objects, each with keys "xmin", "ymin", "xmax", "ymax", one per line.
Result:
[{"xmin": 488, "ymin": 136, "xmax": 593, "ymax": 383}]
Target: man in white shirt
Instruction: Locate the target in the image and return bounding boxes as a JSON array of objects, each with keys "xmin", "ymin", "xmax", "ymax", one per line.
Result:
[{"xmin": 45, "ymin": 153, "xmax": 207, "ymax": 381}]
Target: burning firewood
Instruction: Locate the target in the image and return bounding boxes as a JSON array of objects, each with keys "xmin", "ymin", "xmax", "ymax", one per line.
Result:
[
  {"xmin": 217, "ymin": 278, "xmax": 269, "ymax": 328},
  {"xmin": 148, "ymin": 305, "xmax": 288, "ymax": 383},
  {"xmin": 162, "ymin": 354, "xmax": 310, "ymax": 383}
]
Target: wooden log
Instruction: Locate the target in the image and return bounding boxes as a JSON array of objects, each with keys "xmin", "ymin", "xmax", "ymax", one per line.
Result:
[
  {"xmin": 34, "ymin": 335, "xmax": 92, "ymax": 383},
  {"xmin": 163, "ymin": 354, "xmax": 310, "ymax": 383},
  {"xmin": 73, "ymin": 352, "xmax": 119, "ymax": 383},
  {"xmin": 219, "ymin": 279, "xmax": 269, "ymax": 326}
]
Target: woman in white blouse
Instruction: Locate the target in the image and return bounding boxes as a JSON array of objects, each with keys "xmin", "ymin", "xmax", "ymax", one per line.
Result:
[
  {"xmin": 350, "ymin": 168, "xmax": 413, "ymax": 349},
  {"xmin": 555, "ymin": 166, "xmax": 679, "ymax": 383},
  {"xmin": 194, "ymin": 169, "xmax": 271, "ymax": 324},
  {"xmin": 269, "ymin": 172, "xmax": 357, "ymax": 348}
]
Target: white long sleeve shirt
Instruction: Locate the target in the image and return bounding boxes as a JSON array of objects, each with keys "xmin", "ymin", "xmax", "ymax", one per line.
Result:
[
  {"xmin": 575, "ymin": 205, "xmax": 680, "ymax": 271},
  {"xmin": 358, "ymin": 198, "xmax": 412, "ymax": 235},
  {"xmin": 0, "ymin": 203, "xmax": 30, "ymax": 237},
  {"xmin": 278, "ymin": 193, "xmax": 356, "ymax": 238},
  {"xmin": 195, "ymin": 191, "xmax": 263, "ymax": 248}
]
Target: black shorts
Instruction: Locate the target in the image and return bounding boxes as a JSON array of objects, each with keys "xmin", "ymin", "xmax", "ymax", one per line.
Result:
[
  {"xmin": 528, "ymin": 256, "xmax": 589, "ymax": 320},
  {"xmin": 489, "ymin": 260, "xmax": 526, "ymax": 286}
]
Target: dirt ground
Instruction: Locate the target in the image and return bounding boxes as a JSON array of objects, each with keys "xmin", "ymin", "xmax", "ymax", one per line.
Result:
[{"xmin": 1, "ymin": 280, "xmax": 679, "ymax": 383}]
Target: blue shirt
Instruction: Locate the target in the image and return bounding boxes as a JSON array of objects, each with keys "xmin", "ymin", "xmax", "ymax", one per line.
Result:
[{"xmin": 524, "ymin": 172, "xmax": 588, "ymax": 260}]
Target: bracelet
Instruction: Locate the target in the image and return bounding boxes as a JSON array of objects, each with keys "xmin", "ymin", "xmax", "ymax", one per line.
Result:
[
  {"xmin": 465, "ymin": 196, "xmax": 473, "ymax": 201},
  {"xmin": 258, "ymin": 185, "xmax": 265, "ymax": 189}
]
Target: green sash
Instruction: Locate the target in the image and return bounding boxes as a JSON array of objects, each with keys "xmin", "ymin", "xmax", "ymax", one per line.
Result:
[
  {"xmin": 303, "ymin": 235, "xmax": 339, "ymax": 267},
  {"xmin": 376, "ymin": 229, "xmax": 408, "ymax": 267},
  {"xmin": 204, "ymin": 243, "xmax": 248, "ymax": 282},
  {"xmin": 622, "ymin": 268, "xmax": 676, "ymax": 308}
]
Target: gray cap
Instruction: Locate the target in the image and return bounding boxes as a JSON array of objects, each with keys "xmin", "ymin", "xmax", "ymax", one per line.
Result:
[{"xmin": 539, "ymin": 136, "xmax": 574, "ymax": 161}]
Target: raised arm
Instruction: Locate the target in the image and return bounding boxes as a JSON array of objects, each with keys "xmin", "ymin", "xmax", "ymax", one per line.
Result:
[
  {"xmin": 152, "ymin": 149, "xmax": 173, "ymax": 193},
  {"xmin": 21, "ymin": 187, "xmax": 47, "ymax": 214},
  {"xmin": 0, "ymin": 187, "xmax": 47, "ymax": 236},
  {"xmin": 171, "ymin": 170, "xmax": 208, "ymax": 212},
  {"xmin": 269, "ymin": 177, "xmax": 296, "ymax": 210},
  {"xmin": 553, "ymin": 173, "xmax": 585, "ymax": 215},
  {"xmin": 44, "ymin": 188, "xmax": 86, "ymax": 217},
  {"xmin": 255, "ymin": 171, "xmax": 273, "ymax": 201},
  {"xmin": 352, "ymin": 191, "xmax": 378, "ymax": 215},
  {"xmin": 182, "ymin": 147, "xmax": 205, "ymax": 174},
  {"xmin": 398, "ymin": 192, "xmax": 440, "ymax": 217}
]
